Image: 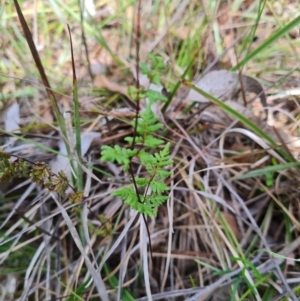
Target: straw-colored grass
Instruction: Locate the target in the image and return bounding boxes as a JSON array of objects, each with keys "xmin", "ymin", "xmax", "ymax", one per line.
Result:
[{"xmin": 1, "ymin": 1, "xmax": 300, "ymax": 301}]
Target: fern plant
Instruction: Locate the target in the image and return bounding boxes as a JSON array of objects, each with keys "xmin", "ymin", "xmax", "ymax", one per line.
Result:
[{"xmin": 100, "ymin": 55, "xmax": 172, "ymax": 217}]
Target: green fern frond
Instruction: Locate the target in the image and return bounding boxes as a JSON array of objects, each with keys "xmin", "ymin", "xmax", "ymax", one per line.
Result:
[
  {"xmin": 145, "ymin": 194, "xmax": 169, "ymax": 206},
  {"xmin": 156, "ymin": 169, "xmax": 172, "ymax": 178},
  {"xmin": 144, "ymin": 135, "xmax": 164, "ymax": 147},
  {"xmin": 140, "ymin": 143, "xmax": 172, "ymax": 175},
  {"xmin": 100, "ymin": 55, "xmax": 173, "ymax": 217},
  {"xmin": 148, "ymin": 53, "xmax": 166, "ymax": 70},
  {"xmin": 145, "ymin": 123, "xmax": 163, "ymax": 133},
  {"xmin": 149, "ymin": 180, "xmax": 169, "ymax": 193},
  {"xmin": 134, "ymin": 201, "xmax": 156, "ymax": 216},
  {"xmin": 124, "ymin": 136, "xmax": 143, "ymax": 144},
  {"xmin": 136, "ymin": 107, "xmax": 162, "ymax": 134},
  {"xmin": 127, "ymin": 86, "xmax": 147, "ymax": 101},
  {"xmin": 135, "ymin": 177, "xmax": 150, "ymax": 187},
  {"xmin": 113, "ymin": 187, "xmax": 156, "ymax": 216},
  {"xmin": 101, "ymin": 145, "xmax": 137, "ymax": 170},
  {"xmin": 154, "ymin": 143, "xmax": 173, "ymax": 167},
  {"xmin": 112, "ymin": 186, "xmax": 137, "ymax": 203},
  {"xmin": 146, "ymin": 89, "xmax": 168, "ymax": 104},
  {"xmin": 139, "ymin": 151, "xmax": 156, "ymax": 166}
]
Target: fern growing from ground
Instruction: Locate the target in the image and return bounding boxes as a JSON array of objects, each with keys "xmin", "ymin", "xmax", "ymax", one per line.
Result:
[{"xmin": 100, "ymin": 55, "xmax": 172, "ymax": 217}]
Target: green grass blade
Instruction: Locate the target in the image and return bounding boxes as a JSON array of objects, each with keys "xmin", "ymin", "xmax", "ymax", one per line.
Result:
[
  {"xmin": 182, "ymin": 79, "xmax": 296, "ymax": 162},
  {"xmin": 232, "ymin": 14, "xmax": 300, "ymax": 71},
  {"xmin": 236, "ymin": 161, "xmax": 300, "ymax": 180},
  {"xmin": 67, "ymin": 25, "xmax": 83, "ymax": 191},
  {"xmin": 103, "ymin": 263, "xmax": 135, "ymax": 301},
  {"xmin": 162, "ymin": 53, "xmax": 196, "ymax": 113},
  {"xmin": 183, "ymin": 80, "xmax": 276, "ymax": 144},
  {"xmin": 239, "ymin": 0, "xmax": 266, "ymax": 66}
]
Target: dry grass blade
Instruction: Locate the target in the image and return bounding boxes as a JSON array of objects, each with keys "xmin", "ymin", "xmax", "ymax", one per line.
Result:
[
  {"xmin": 12, "ymin": 0, "xmax": 66, "ymax": 138},
  {"xmin": 2, "ymin": 1, "xmax": 300, "ymax": 301},
  {"xmin": 52, "ymin": 193, "xmax": 109, "ymax": 301}
]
